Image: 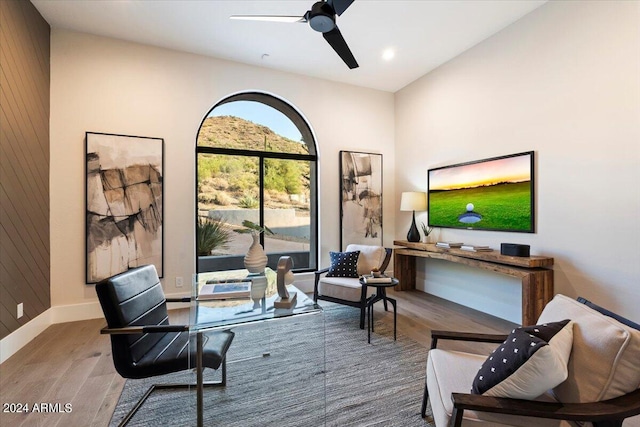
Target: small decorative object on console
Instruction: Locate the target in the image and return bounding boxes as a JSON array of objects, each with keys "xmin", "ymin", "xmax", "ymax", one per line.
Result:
[
  {"xmin": 500, "ymin": 243, "xmax": 530, "ymax": 257},
  {"xmin": 461, "ymin": 245, "xmax": 493, "ymax": 252},
  {"xmin": 420, "ymin": 222, "xmax": 434, "ymax": 243},
  {"xmin": 436, "ymin": 241, "xmax": 463, "ymax": 249}
]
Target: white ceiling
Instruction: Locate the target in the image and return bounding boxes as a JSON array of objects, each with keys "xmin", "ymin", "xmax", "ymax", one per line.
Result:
[{"xmin": 31, "ymin": 0, "xmax": 546, "ymax": 93}]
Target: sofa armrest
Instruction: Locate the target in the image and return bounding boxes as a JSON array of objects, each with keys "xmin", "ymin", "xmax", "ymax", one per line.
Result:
[
  {"xmin": 430, "ymin": 330, "xmax": 508, "ymax": 349},
  {"xmin": 449, "ymin": 388, "xmax": 640, "ymax": 426}
]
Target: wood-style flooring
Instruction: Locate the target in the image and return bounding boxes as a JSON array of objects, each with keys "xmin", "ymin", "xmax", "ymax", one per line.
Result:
[{"xmin": 0, "ymin": 290, "xmax": 516, "ymax": 426}]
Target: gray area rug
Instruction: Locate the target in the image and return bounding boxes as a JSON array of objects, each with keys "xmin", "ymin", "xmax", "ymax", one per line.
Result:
[{"xmin": 110, "ymin": 304, "xmax": 435, "ymax": 426}]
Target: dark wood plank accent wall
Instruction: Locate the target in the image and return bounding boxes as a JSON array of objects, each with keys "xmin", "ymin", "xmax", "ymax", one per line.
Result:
[{"xmin": 0, "ymin": 0, "xmax": 51, "ymax": 339}]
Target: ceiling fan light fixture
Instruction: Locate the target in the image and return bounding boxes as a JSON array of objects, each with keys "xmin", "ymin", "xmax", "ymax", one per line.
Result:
[
  {"xmin": 308, "ymin": 1, "xmax": 336, "ymax": 33},
  {"xmin": 230, "ymin": 0, "xmax": 357, "ymax": 69}
]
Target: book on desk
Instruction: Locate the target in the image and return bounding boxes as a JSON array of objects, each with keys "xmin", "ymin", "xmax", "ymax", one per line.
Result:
[{"xmin": 198, "ymin": 280, "xmax": 251, "ymax": 300}]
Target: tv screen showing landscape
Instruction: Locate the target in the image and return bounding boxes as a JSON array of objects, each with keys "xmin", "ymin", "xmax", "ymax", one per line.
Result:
[{"xmin": 428, "ymin": 151, "xmax": 535, "ymax": 233}]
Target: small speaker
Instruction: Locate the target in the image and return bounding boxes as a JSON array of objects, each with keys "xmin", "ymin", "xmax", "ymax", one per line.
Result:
[{"xmin": 500, "ymin": 243, "xmax": 530, "ymax": 257}]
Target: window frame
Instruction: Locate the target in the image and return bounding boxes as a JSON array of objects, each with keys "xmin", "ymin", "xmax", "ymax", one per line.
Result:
[{"xmin": 195, "ymin": 92, "xmax": 318, "ymax": 273}]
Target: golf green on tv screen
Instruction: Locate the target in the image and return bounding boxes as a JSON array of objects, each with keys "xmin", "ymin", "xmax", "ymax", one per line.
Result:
[{"xmin": 427, "ymin": 151, "xmax": 535, "ymax": 233}]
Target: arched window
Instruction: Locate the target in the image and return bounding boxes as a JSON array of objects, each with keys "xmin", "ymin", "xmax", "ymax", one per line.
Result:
[{"xmin": 196, "ymin": 92, "xmax": 317, "ymax": 273}]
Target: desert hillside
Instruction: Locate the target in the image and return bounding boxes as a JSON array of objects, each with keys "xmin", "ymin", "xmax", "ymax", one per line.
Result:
[
  {"xmin": 197, "ymin": 115, "xmax": 311, "ymax": 213},
  {"xmin": 198, "ymin": 115, "xmax": 308, "ymax": 154}
]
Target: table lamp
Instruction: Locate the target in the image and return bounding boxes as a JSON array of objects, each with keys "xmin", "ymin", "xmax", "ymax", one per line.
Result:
[{"xmin": 400, "ymin": 192, "xmax": 427, "ymax": 242}]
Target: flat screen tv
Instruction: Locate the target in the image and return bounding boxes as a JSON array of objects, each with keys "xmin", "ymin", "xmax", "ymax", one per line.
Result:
[{"xmin": 427, "ymin": 151, "xmax": 535, "ymax": 233}]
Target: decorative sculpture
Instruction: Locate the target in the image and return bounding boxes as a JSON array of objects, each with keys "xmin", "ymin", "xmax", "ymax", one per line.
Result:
[{"xmin": 274, "ymin": 256, "xmax": 296, "ymax": 309}]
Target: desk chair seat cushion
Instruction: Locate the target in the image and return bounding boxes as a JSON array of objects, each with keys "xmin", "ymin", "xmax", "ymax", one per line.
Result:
[
  {"xmin": 537, "ymin": 294, "xmax": 640, "ymax": 403},
  {"xmin": 112, "ymin": 329, "xmax": 234, "ymax": 380},
  {"xmin": 427, "ymin": 349, "xmax": 578, "ymax": 427}
]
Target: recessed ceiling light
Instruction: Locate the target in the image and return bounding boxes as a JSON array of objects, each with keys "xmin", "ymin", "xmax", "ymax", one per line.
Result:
[{"xmin": 382, "ymin": 48, "xmax": 395, "ymax": 61}]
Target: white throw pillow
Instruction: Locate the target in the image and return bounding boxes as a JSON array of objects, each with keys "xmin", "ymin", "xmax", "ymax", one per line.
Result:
[{"xmin": 345, "ymin": 244, "xmax": 385, "ymax": 276}]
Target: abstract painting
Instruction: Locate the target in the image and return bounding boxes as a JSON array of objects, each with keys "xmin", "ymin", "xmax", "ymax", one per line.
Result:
[
  {"xmin": 339, "ymin": 151, "xmax": 383, "ymax": 250},
  {"xmin": 86, "ymin": 132, "xmax": 163, "ymax": 283}
]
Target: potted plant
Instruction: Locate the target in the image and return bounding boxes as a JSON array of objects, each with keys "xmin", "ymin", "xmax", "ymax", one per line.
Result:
[
  {"xmin": 420, "ymin": 222, "xmax": 434, "ymax": 244},
  {"xmin": 235, "ymin": 220, "xmax": 274, "ymax": 273}
]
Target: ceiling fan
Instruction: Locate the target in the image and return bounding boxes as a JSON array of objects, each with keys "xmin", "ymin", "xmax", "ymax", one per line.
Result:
[{"xmin": 230, "ymin": 0, "xmax": 359, "ymax": 69}]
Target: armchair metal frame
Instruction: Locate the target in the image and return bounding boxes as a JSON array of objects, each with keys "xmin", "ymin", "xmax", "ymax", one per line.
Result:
[
  {"xmin": 313, "ymin": 247, "xmax": 392, "ymax": 329},
  {"xmin": 421, "ymin": 330, "xmax": 640, "ymax": 427}
]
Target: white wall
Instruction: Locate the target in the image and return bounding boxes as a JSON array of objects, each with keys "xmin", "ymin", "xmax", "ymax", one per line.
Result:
[
  {"xmin": 46, "ymin": 1, "xmax": 640, "ymax": 324},
  {"xmin": 395, "ymin": 0, "xmax": 640, "ymax": 323},
  {"xmin": 50, "ymin": 30, "xmax": 395, "ymax": 308}
]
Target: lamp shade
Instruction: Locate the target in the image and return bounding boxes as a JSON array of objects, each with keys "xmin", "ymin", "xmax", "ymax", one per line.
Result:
[{"xmin": 400, "ymin": 192, "xmax": 427, "ymax": 212}]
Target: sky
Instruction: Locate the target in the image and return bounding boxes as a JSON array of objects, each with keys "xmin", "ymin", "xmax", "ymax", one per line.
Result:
[
  {"xmin": 429, "ymin": 154, "xmax": 532, "ymax": 190},
  {"xmin": 209, "ymin": 100, "xmax": 303, "ymax": 141}
]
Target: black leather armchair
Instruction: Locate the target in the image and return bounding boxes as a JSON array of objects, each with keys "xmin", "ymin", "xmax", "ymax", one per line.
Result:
[{"xmin": 96, "ymin": 265, "xmax": 234, "ymax": 426}]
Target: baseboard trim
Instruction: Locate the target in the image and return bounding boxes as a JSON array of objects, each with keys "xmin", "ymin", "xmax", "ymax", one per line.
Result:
[
  {"xmin": 51, "ymin": 301, "xmax": 105, "ymax": 324},
  {"xmin": 1, "ymin": 300, "xmax": 107, "ymax": 364},
  {"xmin": 1, "ymin": 309, "xmax": 52, "ymax": 364}
]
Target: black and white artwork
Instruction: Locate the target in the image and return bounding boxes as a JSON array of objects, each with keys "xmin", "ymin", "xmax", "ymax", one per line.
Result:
[
  {"xmin": 339, "ymin": 151, "xmax": 382, "ymax": 249},
  {"xmin": 86, "ymin": 132, "xmax": 163, "ymax": 283}
]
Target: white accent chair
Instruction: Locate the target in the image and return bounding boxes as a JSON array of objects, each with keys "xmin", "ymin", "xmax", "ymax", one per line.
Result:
[
  {"xmin": 313, "ymin": 244, "xmax": 392, "ymax": 329},
  {"xmin": 422, "ymin": 294, "xmax": 640, "ymax": 427}
]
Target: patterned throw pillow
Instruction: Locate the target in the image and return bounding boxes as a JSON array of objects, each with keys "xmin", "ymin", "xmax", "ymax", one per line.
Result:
[
  {"xmin": 326, "ymin": 251, "xmax": 360, "ymax": 278},
  {"xmin": 471, "ymin": 319, "xmax": 573, "ymax": 400}
]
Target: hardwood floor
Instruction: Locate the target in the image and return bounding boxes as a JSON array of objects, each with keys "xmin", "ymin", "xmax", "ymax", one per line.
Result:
[
  {"xmin": 0, "ymin": 290, "xmax": 515, "ymax": 426},
  {"xmin": 0, "ymin": 318, "xmax": 126, "ymax": 427}
]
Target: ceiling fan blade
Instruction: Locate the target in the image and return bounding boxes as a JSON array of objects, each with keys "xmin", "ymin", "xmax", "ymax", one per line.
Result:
[
  {"xmin": 322, "ymin": 26, "xmax": 358, "ymax": 69},
  {"xmin": 230, "ymin": 15, "xmax": 307, "ymax": 23},
  {"xmin": 328, "ymin": 0, "xmax": 355, "ymax": 16}
]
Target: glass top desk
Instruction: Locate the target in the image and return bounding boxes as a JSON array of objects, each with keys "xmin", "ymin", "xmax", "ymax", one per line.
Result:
[{"xmin": 190, "ymin": 268, "xmax": 324, "ymax": 426}]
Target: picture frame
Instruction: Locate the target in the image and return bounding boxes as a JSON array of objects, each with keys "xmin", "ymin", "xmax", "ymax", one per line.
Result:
[
  {"xmin": 339, "ymin": 151, "xmax": 383, "ymax": 250},
  {"xmin": 85, "ymin": 132, "xmax": 164, "ymax": 283}
]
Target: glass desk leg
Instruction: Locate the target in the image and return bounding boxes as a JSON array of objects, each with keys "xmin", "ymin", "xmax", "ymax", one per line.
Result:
[{"xmin": 197, "ymin": 331, "xmax": 204, "ymax": 427}]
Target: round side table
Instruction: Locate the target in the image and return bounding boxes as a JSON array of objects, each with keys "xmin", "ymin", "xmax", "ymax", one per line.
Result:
[{"xmin": 359, "ymin": 277, "xmax": 399, "ymax": 343}]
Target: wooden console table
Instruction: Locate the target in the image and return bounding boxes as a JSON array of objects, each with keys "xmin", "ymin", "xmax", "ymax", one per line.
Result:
[{"xmin": 393, "ymin": 240, "xmax": 554, "ymax": 326}]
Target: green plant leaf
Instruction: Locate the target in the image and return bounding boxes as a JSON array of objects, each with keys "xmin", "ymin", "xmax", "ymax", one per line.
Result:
[
  {"xmin": 235, "ymin": 219, "xmax": 274, "ymax": 235},
  {"xmin": 197, "ymin": 216, "xmax": 232, "ymax": 255}
]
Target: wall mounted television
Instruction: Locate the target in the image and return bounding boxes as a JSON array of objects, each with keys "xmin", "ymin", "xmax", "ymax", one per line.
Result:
[{"xmin": 427, "ymin": 151, "xmax": 535, "ymax": 233}]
